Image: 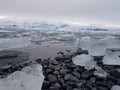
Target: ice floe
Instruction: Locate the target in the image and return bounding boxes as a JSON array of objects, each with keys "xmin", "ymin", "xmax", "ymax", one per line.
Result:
[
  {"xmin": 0, "ymin": 37, "xmax": 30, "ymax": 51},
  {"xmin": 78, "ymin": 36, "xmax": 120, "ymax": 56}
]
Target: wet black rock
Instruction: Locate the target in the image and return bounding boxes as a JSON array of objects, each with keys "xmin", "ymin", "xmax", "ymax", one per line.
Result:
[
  {"xmin": 72, "ymin": 71, "xmax": 81, "ymax": 79},
  {"xmin": 46, "ymin": 68, "xmax": 54, "ymax": 74},
  {"xmin": 42, "ymin": 80, "xmax": 50, "ymax": 89},
  {"xmin": 97, "ymin": 86, "xmax": 109, "ymax": 90},
  {"xmin": 74, "ymin": 66, "xmax": 84, "ymax": 73},
  {"xmin": 49, "ymin": 83, "xmax": 61, "ymax": 90},
  {"xmin": 82, "ymin": 70, "xmax": 93, "ymax": 79},
  {"xmin": 47, "ymin": 75, "xmax": 57, "ymax": 83},
  {"xmin": 60, "ymin": 69, "xmax": 70, "ymax": 75},
  {"xmin": 64, "ymin": 74, "xmax": 79, "ymax": 82},
  {"xmin": 67, "ymin": 86, "xmax": 73, "ymax": 90},
  {"xmin": 53, "ymin": 71, "xmax": 59, "ymax": 75},
  {"xmin": 110, "ymin": 69, "xmax": 120, "ymax": 79}
]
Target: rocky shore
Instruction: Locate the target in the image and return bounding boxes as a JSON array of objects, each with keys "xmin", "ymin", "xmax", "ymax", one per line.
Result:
[
  {"xmin": 36, "ymin": 49, "xmax": 120, "ymax": 90},
  {"xmin": 0, "ymin": 49, "xmax": 120, "ymax": 90}
]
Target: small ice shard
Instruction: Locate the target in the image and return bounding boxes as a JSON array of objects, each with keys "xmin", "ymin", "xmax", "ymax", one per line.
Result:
[
  {"xmin": 94, "ymin": 66, "xmax": 107, "ymax": 78},
  {"xmin": 111, "ymin": 85, "xmax": 120, "ymax": 90},
  {"xmin": 103, "ymin": 48, "xmax": 120, "ymax": 65},
  {"xmin": 0, "ymin": 64, "xmax": 44, "ymax": 90},
  {"xmin": 72, "ymin": 54, "xmax": 96, "ymax": 70}
]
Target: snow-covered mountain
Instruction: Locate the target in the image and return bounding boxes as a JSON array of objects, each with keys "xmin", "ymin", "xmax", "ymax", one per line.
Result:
[{"xmin": 0, "ymin": 18, "xmax": 110, "ymax": 32}]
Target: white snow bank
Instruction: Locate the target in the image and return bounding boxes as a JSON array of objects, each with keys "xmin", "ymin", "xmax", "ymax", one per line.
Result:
[
  {"xmin": 111, "ymin": 85, "xmax": 120, "ymax": 90},
  {"xmin": 103, "ymin": 49, "xmax": 120, "ymax": 65},
  {"xmin": 72, "ymin": 54, "xmax": 96, "ymax": 70},
  {"xmin": 0, "ymin": 64, "xmax": 44, "ymax": 90}
]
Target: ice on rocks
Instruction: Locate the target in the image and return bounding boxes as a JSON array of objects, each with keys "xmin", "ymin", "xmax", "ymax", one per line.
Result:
[
  {"xmin": 72, "ymin": 54, "xmax": 96, "ymax": 70},
  {"xmin": 111, "ymin": 85, "xmax": 120, "ymax": 90},
  {"xmin": 72, "ymin": 54, "xmax": 107, "ymax": 77},
  {"xmin": 0, "ymin": 64, "xmax": 44, "ymax": 90}
]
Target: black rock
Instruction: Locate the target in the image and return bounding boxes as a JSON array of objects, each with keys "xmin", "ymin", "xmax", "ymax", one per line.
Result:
[
  {"xmin": 110, "ymin": 69, "xmax": 120, "ymax": 79},
  {"xmin": 64, "ymin": 74, "xmax": 79, "ymax": 82},
  {"xmin": 72, "ymin": 71, "xmax": 81, "ymax": 79},
  {"xmin": 96, "ymin": 81, "xmax": 108, "ymax": 87},
  {"xmin": 42, "ymin": 80, "xmax": 50, "ymax": 89},
  {"xmin": 46, "ymin": 68, "xmax": 54, "ymax": 74},
  {"xmin": 74, "ymin": 66, "xmax": 84, "ymax": 73},
  {"xmin": 47, "ymin": 75, "xmax": 57, "ymax": 83},
  {"xmin": 49, "ymin": 85, "xmax": 60, "ymax": 90},
  {"xmin": 35, "ymin": 59, "xmax": 42, "ymax": 64},
  {"xmin": 60, "ymin": 69, "xmax": 70, "ymax": 75},
  {"xmin": 53, "ymin": 71, "xmax": 59, "ymax": 75},
  {"xmin": 82, "ymin": 70, "xmax": 93, "ymax": 79},
  {"xmin": 97, "ymin": 86, "xmax": 109, "ymax": 90},
  {"xmin": 67, "ymin": 86, "xmax": 73, "ymax": 90},
  {"xmin": 49, "ymin": 60, "xmax": 58, "ymax": 65}
]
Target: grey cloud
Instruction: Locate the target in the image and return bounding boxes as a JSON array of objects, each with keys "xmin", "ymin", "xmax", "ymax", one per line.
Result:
[{"xmin": 0, "ymin": 0, "xmax": 120, "ymax": 24}]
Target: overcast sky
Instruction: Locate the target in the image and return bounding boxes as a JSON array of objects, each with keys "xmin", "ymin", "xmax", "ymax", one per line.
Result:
[{"xmin": 0, "ymin": 0, "xmax": 120, "ymax": 25}]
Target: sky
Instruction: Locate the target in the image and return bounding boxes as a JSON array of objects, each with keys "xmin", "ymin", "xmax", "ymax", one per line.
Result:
[{"xmin": 0, "ymin": 0, "xmax": 120, "ymax": 26}]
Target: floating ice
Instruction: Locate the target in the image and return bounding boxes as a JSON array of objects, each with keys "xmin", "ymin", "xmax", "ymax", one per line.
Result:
[
  {"xmin": 78, "ymin": 36, "xmax": 120, "ymax": 56},
  {"xmin": 0, "ymin": 64, "xmax": 44, "ymax": 90},
  {"xmin": 0, "ymin": 37, "xmax": 30, "ymax": 51}
]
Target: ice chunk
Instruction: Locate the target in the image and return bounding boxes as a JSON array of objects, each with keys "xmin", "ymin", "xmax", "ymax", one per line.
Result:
[
  {"xmin": 94, "ymin": 66, "xmax": 107, "ymax": 77},
  {"xmin": 72, "ymin": 54, "xmax": 96, "ymax": 70},
  {"xmin": 0, "ymin": 64, "xmax": 44, "ymax": 90},
  {"xmin": 103, "ymin": 49, "xmax": 120, "ymax": 65},
  {"xmin": 78, "ymin": 36, "xmax": 120, "ymax": 56},
  {"xmin": 111, "ymin": 85, "xmax": 120, "ymax": 90}
]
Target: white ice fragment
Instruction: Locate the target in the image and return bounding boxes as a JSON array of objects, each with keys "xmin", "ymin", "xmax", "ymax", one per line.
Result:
[
  {"xmin": 72, "ymin": 54, "xmax": 96, "ymax": 70},
  {"xmin": 0, "ymin": 64, "xmax": 44, "ymax": 90},
  {"xmin": 94, "ymin": 66, "xmax": 107, "ymax": 77},
  {"xmin": 111, "ymin": 85, "xmax": 120, "ymax": 90}
]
